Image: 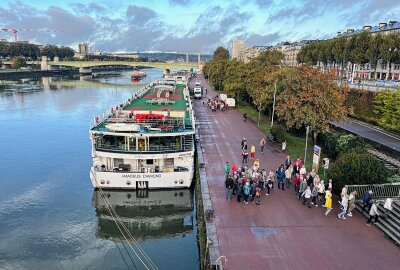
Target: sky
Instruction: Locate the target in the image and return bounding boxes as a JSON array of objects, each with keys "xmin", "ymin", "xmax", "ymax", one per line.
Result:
[{"xmin": 1, "ymin": 0, "xmax": 400, "ymax": 54}]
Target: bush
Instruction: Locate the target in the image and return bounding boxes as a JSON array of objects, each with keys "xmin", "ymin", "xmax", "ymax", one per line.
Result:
[
  {"xmin": 270, "ymin": 125, "xmax": 287, "ymax": 143},
  {"xmin": 329, "ymin": 152, "xmax": 389, "ymax": 195},
  {"xmin": 318, "ymin": 132, "xmax": 339, "ymax": 159},
  {"xmin": 335, "ymin": 135, "xmax": 366, "ymax": 156},
  {"xmin": 345, "ymin": 89, "xmax": 378, "ymax": 124}
]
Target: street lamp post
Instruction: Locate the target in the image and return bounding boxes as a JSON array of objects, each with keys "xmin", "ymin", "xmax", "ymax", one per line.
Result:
[
  {"xmin": 258, "ymin": 102, "xmax": 262, "ymax": 126},
  {"xmin": 271, "ymin": 80, "xmax": 277, "ymax": 128},
  {"xmin": 304, "ymin": 126, "xmax": 310, "ymax": 165}
]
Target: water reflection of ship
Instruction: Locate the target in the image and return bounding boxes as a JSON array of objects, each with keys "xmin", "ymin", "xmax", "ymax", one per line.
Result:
[{"xmin": 92, "ymin": 189, "xmax": 194, "ymax": 240}]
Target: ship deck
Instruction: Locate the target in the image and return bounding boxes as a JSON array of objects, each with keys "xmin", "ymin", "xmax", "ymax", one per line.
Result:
[{"xmin": 91, "ymin": 80, "xmax": 194, "ymax": 134}]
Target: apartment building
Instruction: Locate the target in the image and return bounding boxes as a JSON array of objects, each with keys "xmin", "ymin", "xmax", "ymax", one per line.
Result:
[
  {"xmin": 231, "ymin": 40, "xmax": 247, "ymax": 60},
  {"xmin": 330, "ymin": 21, "xmax": 400, "ymax": 80}
]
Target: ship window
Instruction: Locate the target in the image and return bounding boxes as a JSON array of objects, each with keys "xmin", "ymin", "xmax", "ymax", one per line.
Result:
[
  {"xmin": 114, "ymin": 158, "xmax": 123, "ymax": 167},
  {"xmin": 165, "ymin": 158, "xmax": 174, "ymax": 168},
  {"xmin": 146, "ymin": 159, "xmax": 154, "ymax": 165}
]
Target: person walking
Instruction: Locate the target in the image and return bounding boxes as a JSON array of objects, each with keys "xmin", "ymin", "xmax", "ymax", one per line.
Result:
[
  {"xmin": 299, "ymin": 165, "xmax": 306, "ymax": 177},
  {"xmin": 298, "ymin": 179, "xmax": 307, "ymax": 200},
  {"xmin": 293, "ymin": 173, "xmax": 300, "ymax": 193},
  {"xmin": 366, "ymin": 201, "xmax": 380, "ymax": 226},
  {"xmin": 231, "ymin": 163, "xmax": 238, "ymax": 176},
  {"xmin": 276, "ymin": 166, "xmax": 285, "ymax": 191},
  {"xmin": 347, "ymin": 191, "xmax": 357, "ymax": 217},
  {"xmin": 242, "ymin": 148, "xmax": 249, "ymax": 164},
  {"xmin": 285, "ymin": 165, "xmax": 293, "ymax": 188},
  {"xmin": 255, "ymin": 185, "xmax": 262, "ymax": 205},
  {"xmin": 338, "ymin": 194, "xmax": 349, "ymax": 219},
  {"xmin": 318, "ymin": 180, "xmax": 325, "ymax": 204},
  {"xmin": 324, "ymin": 188, "xmax": 333, "ymax": 216},
  {"xmin": 284, "ymin": 155, "xmax": 291, "ymax": 169},
  {"xmin": 382, "ymin": 198, "xmax": 393, "ymax": 219},
  {"xmin": 236, "ymin": 183, "xmax": 243, "ymax": 203},
  {"xmin": 250, "ymin": 145, "xmax": 256, "ymax": 160},
  {"xmin": 224, "ymin": 162, "xmax": 230, "ymax": 178},
  {"xmin": 241, "ymin": 138, "xmax": 247, "ymax": 150},
  {"xmin": 243, "ymin": 113, "xmax": 248, "ymax": 122},
  {"xmin": 225, "ymin": 176, "xmax": 234, "ymax": 200},
  {"xmin": 250, "ymin": 181, "xmax": 257, "ymax": 203},
  {"xmin": 302, "ymin": 186, "xmax": 312, "ymax": 208},
  {"xmin": 243, "ymin": 182, "xmax": 250, "ymax": 204},
  {"xmin": 311, "ymin": 184, "xmax": 319, "ymax": 207},
  {"xmin": 260, "ymin": 137, "xmax": 266, "ymax": 154},
  {"xmin": 362, "ymin": 190, "xmax": 373, "ymax": 212},
  {"xmin": 265, "ymin": 171, "xmax": 274, "ymax": 196}
]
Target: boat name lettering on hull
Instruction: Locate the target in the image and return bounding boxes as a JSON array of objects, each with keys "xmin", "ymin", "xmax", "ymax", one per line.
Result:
[{"xmin": 122, "ymin": 174, "xmax": 162, "ymax": 178}]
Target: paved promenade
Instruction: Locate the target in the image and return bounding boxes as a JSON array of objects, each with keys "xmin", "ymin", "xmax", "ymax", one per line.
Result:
[{"xmin": 192, "ymin": 75, "xmax": 399, "ymax": 270}]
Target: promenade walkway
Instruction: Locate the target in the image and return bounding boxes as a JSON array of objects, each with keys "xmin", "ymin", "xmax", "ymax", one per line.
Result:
[{"xmin": 192, "ymin": 75, "xmax": 399, "ymax": 270}]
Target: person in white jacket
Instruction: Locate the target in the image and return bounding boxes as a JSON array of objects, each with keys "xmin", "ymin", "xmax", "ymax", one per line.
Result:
[
  {"xmin": 382, "ymin": 198, "xmax": 393, "ymax": 219},
  {"xmin": 366, "ymin": 201, "xmax": 380, "ymax": 226},
  {"xmin": 338, "ymin": 194, "xmax": 349, "ymax": 219}
]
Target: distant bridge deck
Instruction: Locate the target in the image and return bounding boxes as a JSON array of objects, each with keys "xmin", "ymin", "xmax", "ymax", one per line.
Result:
[{"xmin": 35, "ymin": 61, "xmax": 197, "ymax": 69}]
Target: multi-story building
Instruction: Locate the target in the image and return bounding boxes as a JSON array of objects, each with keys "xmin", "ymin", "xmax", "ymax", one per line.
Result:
[
  {"xmin": 274, "ymin": 40, "xmax": 315, "ymax": 67},
  {"xmin": 78, "ymin": 43, "xmax": 89, "ymax": 55},
  {"xmin": 231, "ymin": 40, "xmax": 247, "ymax": 60},
  {"xmin": 328, "ymin": 21, "xmax": 400, "ymax": 80}
]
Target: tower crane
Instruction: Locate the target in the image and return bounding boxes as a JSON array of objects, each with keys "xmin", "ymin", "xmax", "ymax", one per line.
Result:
[{"xmin": 1, "ymin": 27, "xmax": 60, "ymax": 42}]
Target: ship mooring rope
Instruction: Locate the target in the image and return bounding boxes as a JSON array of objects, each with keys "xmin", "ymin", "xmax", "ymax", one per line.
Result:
[{"xmin": 98, "ymin": 186, "xmax": 158, "ymax": 270}]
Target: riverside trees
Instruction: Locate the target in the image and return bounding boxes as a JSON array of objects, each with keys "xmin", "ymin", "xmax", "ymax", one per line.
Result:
[
  {"xmin": 0, "ymin": 42, "xmax": 74, "ymax": 60},
  {"xmin": 203, "ymin": 47, "xmax": 349, "ymax": 136},
  {"xmin": 297, "ymin": 31, "xmax": 400, "ymax": 80}
]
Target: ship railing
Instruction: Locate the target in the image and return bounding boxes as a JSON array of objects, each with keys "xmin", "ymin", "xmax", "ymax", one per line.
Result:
[
  {"xmin": 95, "ymin": 141, "xmax": 193, "ymax": 153},
  {"xmin": 94, "ymin": 165, "xmax": 190, "ymax": 173},
  {"xmin": 103, "ymin": 117, "xmax": 193, "ymax": 129}
]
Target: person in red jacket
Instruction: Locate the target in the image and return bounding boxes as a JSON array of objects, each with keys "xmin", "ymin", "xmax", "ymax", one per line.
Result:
[{"xmin": 231, "ymin": 163, "xmax": 238, "ymax": 175}]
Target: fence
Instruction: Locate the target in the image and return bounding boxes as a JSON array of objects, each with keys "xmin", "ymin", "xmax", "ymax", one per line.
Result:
[{"xmin": 347, "ymin": 182, "xmax": 400, "ymax": 200}]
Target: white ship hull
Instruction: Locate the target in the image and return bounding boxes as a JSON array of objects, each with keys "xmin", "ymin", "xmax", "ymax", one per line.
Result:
[{"xmin": 90, "ymin": 167, "xmax": 194, "ymax": 189}]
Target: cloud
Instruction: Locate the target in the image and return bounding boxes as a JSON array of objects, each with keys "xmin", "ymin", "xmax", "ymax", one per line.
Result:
[
  {"xmin": 245, "ymin": 32, "xmax": 281, "ymax": 46},
  {"xmin": 169, "ymin": 0, "xmax": 192, "ymax": 5},
  {"xmin": 126, "ymin": 5, "xmax": 158, "ymax": 24},
  {"xmin": 157, "ymin": 5, "xmax": 251, "ymax": 52},
  {"xmin": 70, "ymin": 2, "xmax": 106, "ymax": 15}
]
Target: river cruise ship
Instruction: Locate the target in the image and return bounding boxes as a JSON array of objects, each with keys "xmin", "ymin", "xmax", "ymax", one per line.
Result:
[{"xmin": 89, "ymin": 72, "xmax": 195, "ymax": 189}]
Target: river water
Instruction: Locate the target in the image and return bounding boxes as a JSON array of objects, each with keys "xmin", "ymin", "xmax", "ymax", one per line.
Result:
[{"xmin": 0, "ymin": 69, "xmax": 200, "ymax": 270}]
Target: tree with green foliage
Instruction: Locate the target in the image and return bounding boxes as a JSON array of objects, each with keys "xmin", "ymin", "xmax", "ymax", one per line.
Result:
[
  {"xmin": 373, "ymin": 89, "xmax": 400, "ymax": 131},
  {"xmin": 11, "ymin": 56, "xmax": 27, "ymax": 69},
  {"xmin": 223, "ymin": 60, "xmax": 248, "ymax": 100},
  {"xmin": 366, "ymin": 34, "xmax": 383, "ymax": 79},
  {"xmin": 330, "ymin": 152, "xmax": 389, "ymax": 195},
  {"xmin": 212, "ymin": 46, "xmax": 229, "ymax": 61},
  {"xmin": 379, "ymin": 33, "xmax": 400, "ymax": 80}
]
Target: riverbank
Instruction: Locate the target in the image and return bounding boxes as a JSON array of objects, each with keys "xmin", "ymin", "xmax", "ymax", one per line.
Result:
[{"xmin": 0, "ymin": 66, "xmax": 135, "ymax": 80}]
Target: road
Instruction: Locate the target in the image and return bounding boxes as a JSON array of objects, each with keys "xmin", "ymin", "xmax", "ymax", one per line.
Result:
[
  {"xmin": 331, "ymin": 118, "xmax": 400, "ymax": 153},
  {"xmin": 192, "ymin": 74, "xmax": 400, "ymax": 270}
]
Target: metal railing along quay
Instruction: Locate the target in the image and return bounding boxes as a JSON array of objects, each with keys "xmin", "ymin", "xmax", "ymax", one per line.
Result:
[{"xmin": 347, "ymin": 182, "xmax": 400, "ymax": 200}]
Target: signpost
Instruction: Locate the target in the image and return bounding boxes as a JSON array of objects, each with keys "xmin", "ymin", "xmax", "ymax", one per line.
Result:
[
  {"xmin": 312, "ymin": 145, "xmax": 321, "ymax": 173},
  {"xmin": 322, "ymin": 158, "xmax": 329, "ymax": 180}
]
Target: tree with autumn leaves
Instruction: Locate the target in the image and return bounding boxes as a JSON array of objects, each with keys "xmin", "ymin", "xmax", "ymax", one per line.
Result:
[
  {"xmin": 274, "ymin": 67, "xmax": 349, "ymax": 136},
  {"xmin": 204, "ymin": 47, "xmax": 349, "ymax": 136}
]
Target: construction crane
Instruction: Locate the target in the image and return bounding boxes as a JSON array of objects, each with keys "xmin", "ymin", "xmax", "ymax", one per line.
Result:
[{"xmin": 1, "ymin": 28, "xmax": 60, "ymax": 42}]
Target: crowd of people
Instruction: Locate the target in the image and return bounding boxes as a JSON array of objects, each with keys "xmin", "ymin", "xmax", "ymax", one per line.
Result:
[
  {"xmin": 224, "ymin": 137, "xmax": 395, "ymax": 225},
  {"xmin": 203, "ymin": 95, "xmax": 229, "ymax": 112}
]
